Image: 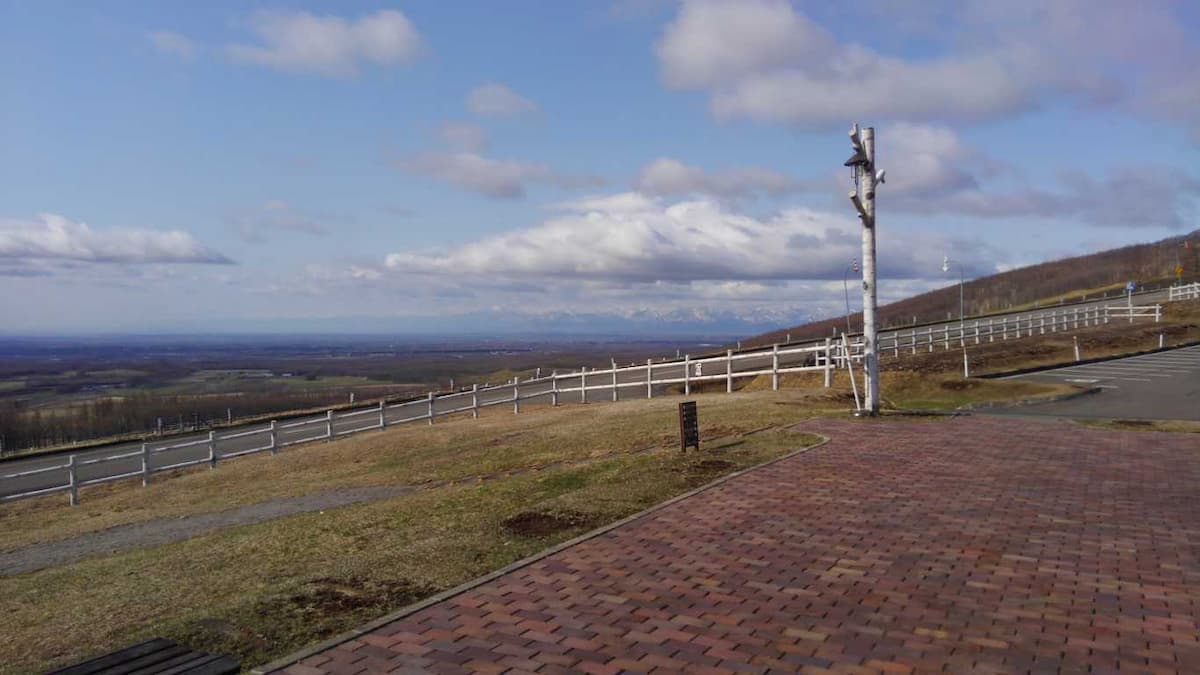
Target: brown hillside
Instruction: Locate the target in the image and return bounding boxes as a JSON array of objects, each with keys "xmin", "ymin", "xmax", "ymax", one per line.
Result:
[{"xmin": 748, "ymin": 229, "xmax": 1200, "ymax": 347}]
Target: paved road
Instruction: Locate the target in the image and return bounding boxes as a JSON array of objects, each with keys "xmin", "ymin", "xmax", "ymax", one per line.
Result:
[
  {"xmin": 994, "ymin": 344, "xmax": 1200, "ymax": 421},
  {"xmin": 261, "ymin": 416, "xmax": 1200, "ymax": 674},
  {"xmin": 1, "ymin": 287, "xmax": 1173, "ymax": 502}
]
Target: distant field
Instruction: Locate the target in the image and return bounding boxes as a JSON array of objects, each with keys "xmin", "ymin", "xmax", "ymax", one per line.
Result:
[{"xmin": 0, "ymin": 336, "xmax": 708, "ymax": 453}]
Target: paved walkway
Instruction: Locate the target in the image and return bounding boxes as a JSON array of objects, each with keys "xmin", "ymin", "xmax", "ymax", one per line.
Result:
[{"xmin": 268, "ymin": 416, "xmax": 1200, "ymax": 674}]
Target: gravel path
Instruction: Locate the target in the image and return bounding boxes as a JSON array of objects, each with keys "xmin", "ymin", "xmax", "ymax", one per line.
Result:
[{"xmin": 0, "ymin": 484, "xmax": 418, "ymax": 576}]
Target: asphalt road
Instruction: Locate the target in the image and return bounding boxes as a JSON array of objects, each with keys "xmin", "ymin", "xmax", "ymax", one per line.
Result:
[
  {"xmin": 0, "ymin": 287, "xmax": 1173, "ymax": 502},
  {"xmin": 992, "ymin": 344, "xmax": 1200, "ymax": 421}
]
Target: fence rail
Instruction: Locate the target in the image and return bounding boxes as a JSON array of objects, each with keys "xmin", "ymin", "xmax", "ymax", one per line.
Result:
[
  {"xmin": 1169, "ymin": 282, "xmax": 1200, "ymax": 301},
  {"xmin": 0, "ymin": 301, "xmax": 1167, "ymax": 506}
]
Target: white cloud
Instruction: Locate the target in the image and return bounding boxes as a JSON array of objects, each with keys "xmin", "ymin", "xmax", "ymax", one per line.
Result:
[
  {"xmin": 881, "ymin": 123, "xmax": 979, "ymax": 196},
  {"xmin": 0, "ymin": 214, "xmax": 231, "ymax": 265},
  {"xmin": 636, "ymin": 157, "xmax": 805, "ymax": 199},
  {"xmin": 226, "ymin": 9, "xmax": 422, "ymax": 76},
  {"xmin": 385, "ymin": 193, "xmax": 992, "ymax": 282},
  {"xmin": 401, "ymin": 152, "xmax": 601, "ymax": 199},
  {"xmin": 466, "ymin": 83, "xmax": 538, "ymax": 116},
  {"xmin": 439, "ymin": 122, "xmax": 489, "ymax": 152},
  {"xmin": 654, "ymin": 0, "xmax": 1122, "ymax": 126},
  {"xmin": 147, "ymin": 30, "xmax": 197, "ymax": 60}
]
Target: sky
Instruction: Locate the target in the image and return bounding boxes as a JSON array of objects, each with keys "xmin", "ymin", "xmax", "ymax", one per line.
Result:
[{"xmin": 1, "ymin": 0, "xmax": 1198, "ymax": 335}]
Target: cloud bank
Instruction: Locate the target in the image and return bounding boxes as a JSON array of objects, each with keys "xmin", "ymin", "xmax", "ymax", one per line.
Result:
[{"xmin": 0, "ymin": 214, "xmax": 232, "ymax": 265}]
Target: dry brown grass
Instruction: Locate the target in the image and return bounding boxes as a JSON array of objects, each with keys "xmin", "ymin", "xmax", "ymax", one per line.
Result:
[
  {"xmin": 1, "ymin": 423, "xmax": 820, "ymax": 673},
  {"xmin": 1074, "ymin": 418, "xmax": 1200, "ymax": 434}
]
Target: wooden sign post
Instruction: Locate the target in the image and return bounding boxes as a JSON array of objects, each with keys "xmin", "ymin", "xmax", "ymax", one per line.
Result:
[{"xmin": 678, "ymin": 401, "xmax": 699, "ymax": 452}]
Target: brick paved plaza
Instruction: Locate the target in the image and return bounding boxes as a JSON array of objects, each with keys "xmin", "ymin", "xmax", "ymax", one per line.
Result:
[{"xmin": 270, "ymin": 416, "xmax": 1200, "ymax": 674}]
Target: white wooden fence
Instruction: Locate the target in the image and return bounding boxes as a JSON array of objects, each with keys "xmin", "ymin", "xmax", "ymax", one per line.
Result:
[
  {"xmin": 0, "ymin": 301, "xmax": 1166, "ymax": 506},
  {"xmin": 1169, "ymin": 282, "xmax": 1200, "ymax": 301}
]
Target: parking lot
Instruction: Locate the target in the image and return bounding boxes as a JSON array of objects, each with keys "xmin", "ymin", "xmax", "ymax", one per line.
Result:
[{"xmin": 997, "ymin": 344, "xmax": 1200, "ymax": 420}]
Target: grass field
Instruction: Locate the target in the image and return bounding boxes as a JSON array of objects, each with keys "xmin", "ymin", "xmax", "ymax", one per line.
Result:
[{"xmin": 0, "ymin": 373, "xmax": 1077, "ymax": 674}]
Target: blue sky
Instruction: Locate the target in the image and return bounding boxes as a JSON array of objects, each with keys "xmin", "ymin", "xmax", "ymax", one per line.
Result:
[{"xmin": 1, "ymin": 0, "xmax": 1197, "ymax": 334}]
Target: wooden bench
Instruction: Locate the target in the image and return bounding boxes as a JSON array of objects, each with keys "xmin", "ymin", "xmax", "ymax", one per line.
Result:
[{"xmin": 48, "ymin": 638, "xmax": 239, "ymax": 675}]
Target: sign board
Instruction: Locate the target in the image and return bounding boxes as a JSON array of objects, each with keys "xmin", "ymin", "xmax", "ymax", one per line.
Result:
[
  {"xmin": 1176, "ymin": 265, "xmax": 1185, "ymax": 277},
  {"xmin": 1125, "ymin": 281, "xmax": 1135, "ymax": 292},
  {"xmin": 678, "ymin": 401, "xmax": 699, "ymax": 452}
]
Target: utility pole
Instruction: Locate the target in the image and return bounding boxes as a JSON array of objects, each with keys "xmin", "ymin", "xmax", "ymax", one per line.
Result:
[{"xmin": 846, "ymin": 123, "xmax": 884, "ymax": 414}]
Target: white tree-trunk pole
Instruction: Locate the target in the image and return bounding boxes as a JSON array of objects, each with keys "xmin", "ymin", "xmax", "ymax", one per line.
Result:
[
  {"xmin": 823, "ymin": 338, "xmax": 832, "ymax": 388},
  {"xmin": 67, "ymin": 454, "xmax": 78, "ymax": 506},
  {"xmin": 860, "ymin": 126, "xmax": 879, "ymax": 414},
  {"xmin": 726, "ymin": 350, "xmax": 733, "ymax": 393},
  {"xmin": 771, "ymin": 344, "xmax": 779, "ymax": 391}
]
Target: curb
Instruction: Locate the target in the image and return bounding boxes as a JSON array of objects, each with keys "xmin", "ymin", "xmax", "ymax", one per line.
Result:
[
  {"xmin": 251, "ymin": 431, "xmax": 831, "ymax": 674},
  {"xmin": 979, "ymin": 340, "xmax": 1200, "ymax": 380}
]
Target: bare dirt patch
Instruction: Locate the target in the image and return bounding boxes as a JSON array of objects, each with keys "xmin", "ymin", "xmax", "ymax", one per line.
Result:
[{"xmin": 501, "ymin": 510, "xmax": 601, "ymax": 537}]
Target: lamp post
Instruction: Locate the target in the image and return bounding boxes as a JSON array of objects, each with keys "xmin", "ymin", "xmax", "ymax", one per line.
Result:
[{"xmin": 942, "ymin": 256, "xmax": 965, "ymax": 346}]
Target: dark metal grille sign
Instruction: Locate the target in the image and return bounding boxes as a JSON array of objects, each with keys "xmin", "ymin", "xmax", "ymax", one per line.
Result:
[{"xmin": 678, "ymin": 401, "xmax": 699, "ymax": 452}]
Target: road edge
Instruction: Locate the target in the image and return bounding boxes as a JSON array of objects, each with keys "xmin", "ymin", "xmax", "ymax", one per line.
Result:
[{"xmin": 978, "ymin": 339, "xmax": 1200, "ymax": 380}]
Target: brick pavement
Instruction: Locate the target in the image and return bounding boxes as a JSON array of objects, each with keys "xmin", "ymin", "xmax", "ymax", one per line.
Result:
[{"xmin": 268, "ymin": 416, "xmax": 1200, "ymax": 674}]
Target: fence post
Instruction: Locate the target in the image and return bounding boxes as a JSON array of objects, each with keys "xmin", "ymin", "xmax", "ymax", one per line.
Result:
[
  {"xmin": 1160, "ymin": 332, "xmax": 1165, "ymax": 349},
  {"xmin": 427, "ymin": 392, "xmax": 435, "ymax": 425},
  {"xmin": 1104, "ymin": 306, "xmax": 1109, "ymax": 324},
  {"xmin": 581, "ymin": 367, "xmax": 588, "ymax": 404},
  {"xmin": 974, "ymin": 323, "xmax": 980, "ymax": 345},
  {"xmin": 1155, "ymin": 305, "xmax": 1161, "ymax": 322},
  {"xmin": 927, "ymin": 327, "xmax": 933, "ymax": 352},
  {"xmin": 551, "ymin": 374, "xmax": 559, "ymax": 407},
  {"xmin": 988, "ymin": 318, "xmax": 994, "ymax": 342},
  {"xmin": 910, "ymin": 332, "xmax": 916, "ymax": 355},
  {"xmin": 325, "ymin": 410, "xmax": 333, "ymax": 438},
  {"xmin": 771, "ymin": 344, "xmax": 779, "ymax": 391},
  {"xmin": 726, "ymin": 350, "xmax": 733, "ymax": 393},
  {"xmin": 646, "ymin": 359, "xmax": 653, "ymax": 399},
  {"xmin": 963, "ymin": 349, "xmax": 970, "ymax": 379},
  {"xmin": 823, "ymin": 338, "xmax": 832, "ymax": 388},
  {"xmin": 611, "ymin": 359, "xmax": 618, "ymax": 402},
  {"xmin": 1073, "ymin": 336, "xmax": 1081, "ymax": 361},
  {"xmin": 513, "ymin": 376, "xmax": 521, "ymax": 414},
  {"xmin": 141, "ymin": 442, "xmax": 150, "ymax": 486},
  {"xmin": 683, "ymin": 356, "xmax": 690, "ymax": 395},
  {"xmin": 67, "ymin": 454, "xmax": 78, "ymax": 506},
  {"xmin": 208, "ymin": 431, "xmax": 216, "ymax": 469},
  {"xmin": 472, "ymin": 384, "xmax": 479, "ymax": 418},
  {"xmin": 269, "ymin": 420, "xmax": 278, "ymax": 455}
]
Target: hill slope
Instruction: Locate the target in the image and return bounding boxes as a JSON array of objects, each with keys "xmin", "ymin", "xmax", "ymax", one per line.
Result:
[{"xmin": 749, "ymin": 229, "xmax": 1200, "ymax": 347}]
